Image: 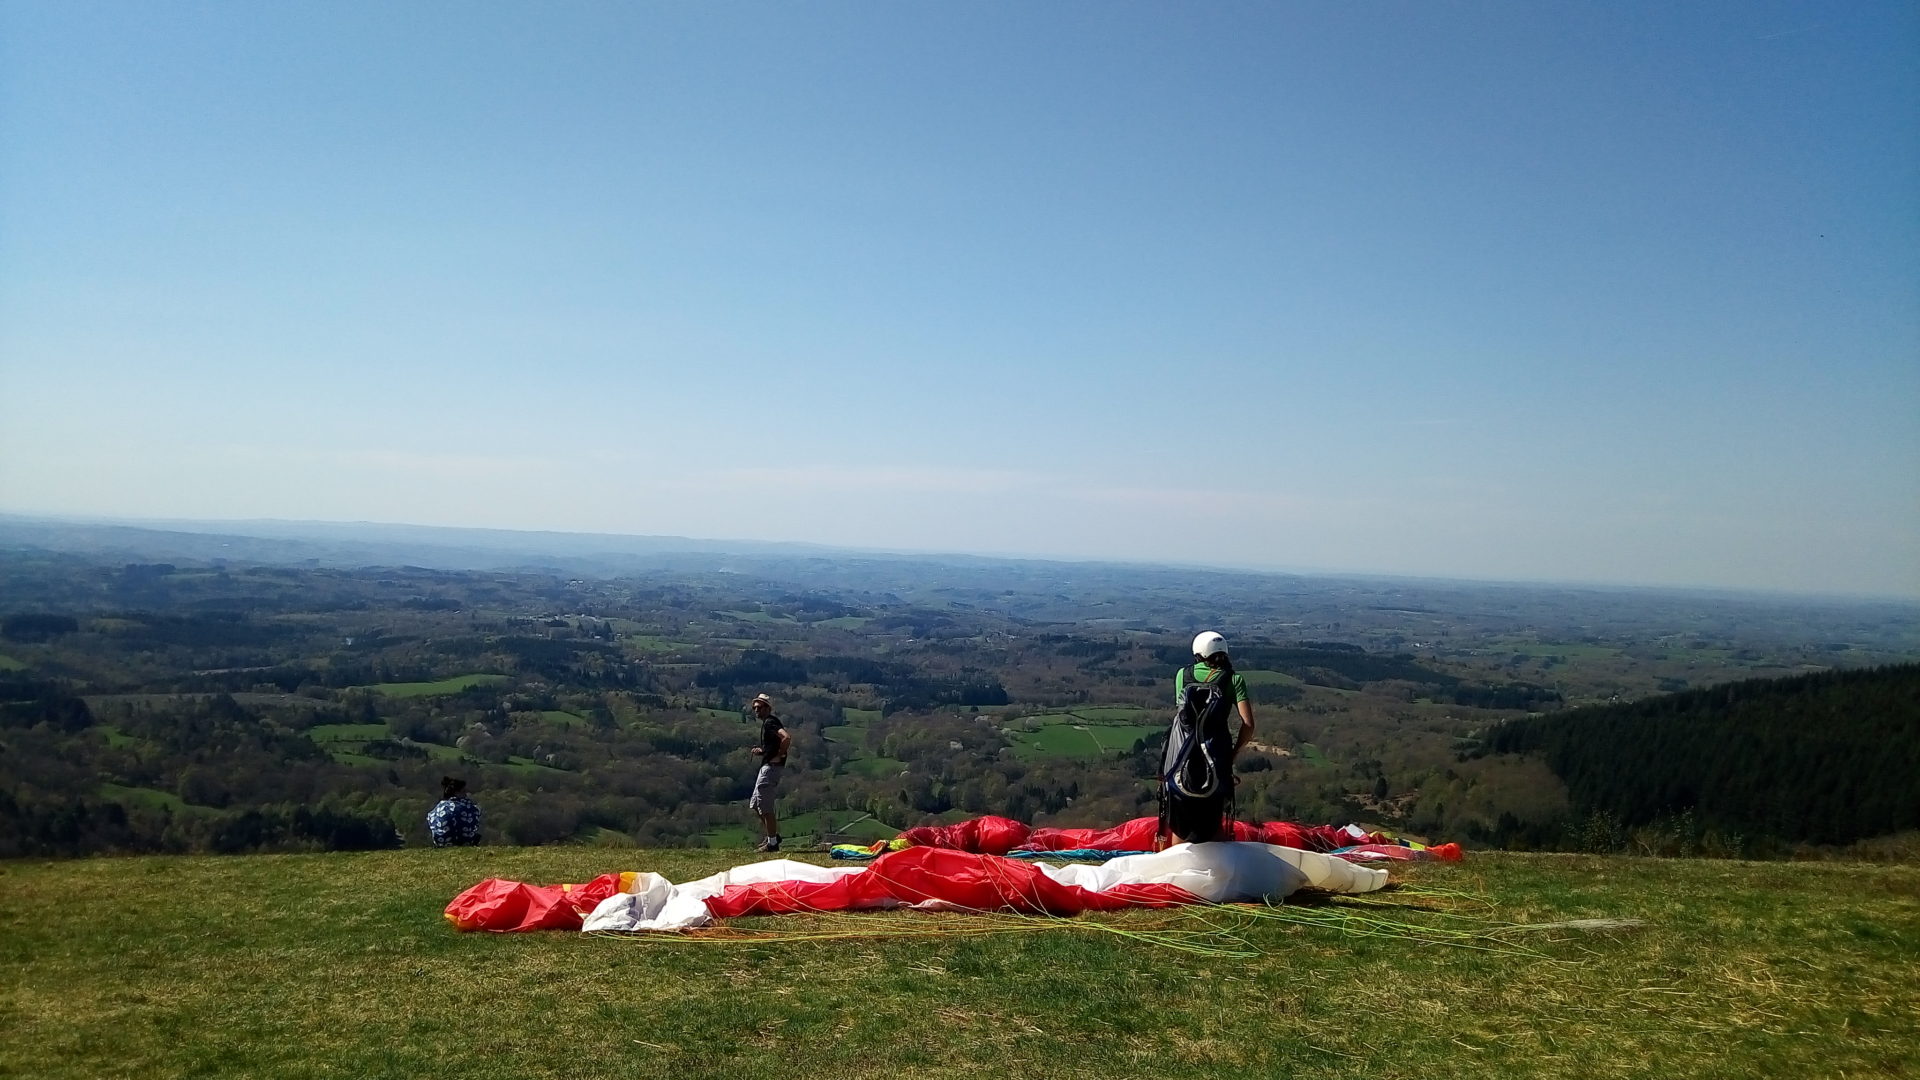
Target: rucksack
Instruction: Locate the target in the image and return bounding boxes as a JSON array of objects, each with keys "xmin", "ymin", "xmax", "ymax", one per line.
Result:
[{"xmin": 1160, "ymin": 664, "xmax": 1237, "ymax": 802}]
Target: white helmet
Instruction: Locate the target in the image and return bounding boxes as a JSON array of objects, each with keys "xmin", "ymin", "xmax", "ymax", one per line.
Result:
[{"xmin": 1191, "ymin": 631, "xmax": 1227, "ymax": 660}]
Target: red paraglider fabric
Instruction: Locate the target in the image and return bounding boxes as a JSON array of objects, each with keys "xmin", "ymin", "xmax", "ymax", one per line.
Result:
[
  {"xmin": 1009, "ymin": 816, "xmax": 1357, "ymax": 853},
  {"xmin": 444, "ymin": 872, "xmax": 628, "ymax": 932},
  {"xmin": 705, "ymin": 846, "xmax": 1201, "ymax": 918},
  {"xmin": 1017, "ymin": 817, "xmax": 1162, "ymax": 852},
  {"xmin": 896, "ymin": 815, "xmax": 1031, "ymax": 855}
]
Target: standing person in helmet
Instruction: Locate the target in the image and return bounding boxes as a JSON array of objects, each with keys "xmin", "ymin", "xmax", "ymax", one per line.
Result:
[{"xmin": 1160, "ymin": 631, "xmax": 1256, "ymax": 845}]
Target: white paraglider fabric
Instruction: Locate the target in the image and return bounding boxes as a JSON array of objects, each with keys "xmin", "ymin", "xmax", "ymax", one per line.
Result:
[{"xmin": 581, "ymin": 843, "xmax": 1385, "ymax": 932}]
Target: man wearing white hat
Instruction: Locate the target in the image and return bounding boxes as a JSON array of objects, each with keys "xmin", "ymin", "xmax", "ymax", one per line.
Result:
[{"xmin": 748, "ymin": 693, "xmax": 790, "ymax": 852}]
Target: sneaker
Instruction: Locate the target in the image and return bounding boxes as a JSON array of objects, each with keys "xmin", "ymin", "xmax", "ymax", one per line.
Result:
[{"xmin": 756, "ymin": 835, "xmax": 781, "ymax": 853}]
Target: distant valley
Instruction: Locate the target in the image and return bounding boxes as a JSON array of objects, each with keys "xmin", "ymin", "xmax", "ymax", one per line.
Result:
[{"xmin": 2, "ymin": 516, "xmax": 1915, "ymax": 858}]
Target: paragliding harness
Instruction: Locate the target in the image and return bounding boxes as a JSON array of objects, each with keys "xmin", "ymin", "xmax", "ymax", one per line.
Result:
[{"xmin": 1158, "ymin": 662, "xmax": 1238, "ymax": 846}]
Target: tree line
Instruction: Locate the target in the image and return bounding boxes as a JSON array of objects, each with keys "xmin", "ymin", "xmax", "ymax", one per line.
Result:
[{"xmin": 1480, "ymin": 664, "xmax": 1920, "ymax": 847}]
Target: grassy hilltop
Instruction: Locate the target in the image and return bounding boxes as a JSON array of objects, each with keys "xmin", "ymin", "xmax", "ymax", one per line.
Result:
[{"xmin": 2, "ymin": 849, "xmax": 1915, "ymax": 1080}]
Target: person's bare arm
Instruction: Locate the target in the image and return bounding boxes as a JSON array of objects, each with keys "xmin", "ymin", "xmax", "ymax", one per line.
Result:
[{"xmin": 1233, "ymin": 699, "xmax": 1255, "ymax": 755}]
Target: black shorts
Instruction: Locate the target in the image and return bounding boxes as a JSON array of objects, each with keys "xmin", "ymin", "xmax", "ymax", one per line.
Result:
[{"xmin": 1165, "ymin": 790, "xmax": 1230, "ymax": 843}]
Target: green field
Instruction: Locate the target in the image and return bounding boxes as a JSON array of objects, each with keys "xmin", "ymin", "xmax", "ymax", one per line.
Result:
[
  {"xmin": 579, "ymin": 826, "xmax": 636, "ymax": 847},
  {"xmin": 2, "ymin": 850, "xmax": 1913, "ymax": 1079},
  {"xmin": 306, "ymin": 722, "xmax": 467, "ymax": 766},
  {"xmin": 840, "ymin": 756, "xmax": 909, "ymax": 780},
  {"xmin": 820, "ymin": 708, "xmax": 908, "ymax": 779},
  {"xmin": 1069, "ymin": 706, "xmax": 1156, "ymax": 722},
  {"xmin": 1486, "ymin": 638, "xmax": 1623, "ymax": 662},
  {"xmin": 625, "ymin": 635, "xmax": 691, "ymax": 653},
  {"xmin": 95, "ymin": 783, "xmax": 209, "ymax": 815},
  {"xmin": 96, "ymin": 726, "xmax": 144, "ymax": 749},
  {"xmin": 1003, "ymin": 712, "xmax": 1163, "ymax": 760},
  {"xmin": 307, "ymin": 723, "xmax": 391, "ymax": 742},
  {"xmin": 539, "ymin": 710, "xmax": 586, "ymax": 728},
  {"xmin": 307, "ymin": 722, "xmax": 393, "ymax": 764},
  {"xmin": 0, "ymin": 653, "xmax": 25, "ymax": 671},
  {"xmin": 1296, "ymin": 742, "xmax": 1334, "ymax": 767},
  {"xmin": 356, "ymin": 674, "xmax": 509, "ymax": 698},
  {"xmin": 1008, "ymin": 725, "xmax": 1161, "ymax": 759},
  {"xmin": 415, "ymin": 741, "xmax": 466, "ymax": 762},
  {"xmin": 1239, "ymin": 668, "xmax": 1303, "ymax": 687},
  {"xmin": 701, "ymin": 823, "xmax": 758, "ymax": 848},
  {"xmin": 719, "ymin": 609, "xmax": 795, "ymax": 624},
  {"xmin": 823, "ymin": 708, "xmax": 882, "ymax": 746}
]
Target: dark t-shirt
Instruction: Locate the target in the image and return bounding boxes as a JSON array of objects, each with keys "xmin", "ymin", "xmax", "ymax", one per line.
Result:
[{"xmin": 759, "ymin": 714, "xmax": 787, "ymax": 765}]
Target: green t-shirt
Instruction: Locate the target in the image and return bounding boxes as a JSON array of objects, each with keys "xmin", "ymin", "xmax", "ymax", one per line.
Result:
[{"xmin": 1174, "ymin": 662, "xmax": 1250, "ymax": 706}]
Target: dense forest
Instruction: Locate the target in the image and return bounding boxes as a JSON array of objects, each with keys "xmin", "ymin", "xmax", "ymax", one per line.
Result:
[
  {"xmin": 1480, "ymin": 664, "xmax": 1920, "ymax": 849},
  {"xmin": 1, "ymin": 528, "xmax": 1915, "ymax": 860}
]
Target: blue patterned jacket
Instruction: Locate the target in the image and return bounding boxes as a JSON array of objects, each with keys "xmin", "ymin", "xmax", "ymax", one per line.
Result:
[{"xmin": 427, "ymin": 796, "xmax": 482, "ymax": 846}]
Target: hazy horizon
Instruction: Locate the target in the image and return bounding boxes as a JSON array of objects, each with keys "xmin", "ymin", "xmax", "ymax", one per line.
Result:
[
  {"xmin": 6, "ymin": 508, "xmax": 1915, "ymax": 605},
  {"xmin": 3, "ymin": 4, "xmax": 1915, "ymax": 599}
]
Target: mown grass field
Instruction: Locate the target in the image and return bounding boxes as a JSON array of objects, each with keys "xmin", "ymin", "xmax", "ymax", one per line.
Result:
[
  {"xmin": 1001, "ymin": 708, "xmax": 1163, "ymax": 760},
  {"xmin": 3, "ymin": 850, "xmax": 1914, "ymax": 1080},
  {"xmin": 1006, "ymin": 721, "xmax": 1161, "ymax": 759},
  {"xmin": 95, "ymin": 782, "xmax": 208, "ymax": 816},
  {"xmin": 355, "ymin": 674, "xmax": 510, "ymax": 698},
  {"xmin": 1296, "ymin": 742, "xmax": 1335, "ymax": 767},
  {"xmin": 306, "ymin": 721, "xmax": 460, "ymax": 767},
  {"xmin": 624, "ymin": 634, "xmax": 693, "ymax": 653},
  {"xmin": 820, "ymin": 709, "xmax": 881, "ymax": 749},
  {"xmin": 307, "ymin": 722, "xmax": 391, "ymax": 743}
]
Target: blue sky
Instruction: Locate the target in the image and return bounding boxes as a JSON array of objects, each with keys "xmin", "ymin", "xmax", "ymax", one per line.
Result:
[{"xmin": 3, "ymin": 2, "xmax": 1915, "ymax": 597}]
